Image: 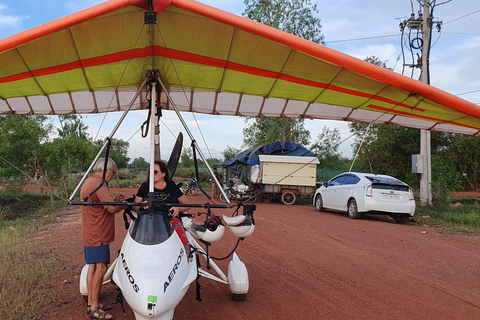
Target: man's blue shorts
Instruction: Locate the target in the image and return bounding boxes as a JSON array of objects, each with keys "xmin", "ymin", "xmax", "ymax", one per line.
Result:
[{"xmin": 84, "ymin": 243, "xmax": 110, "ymax": 264}]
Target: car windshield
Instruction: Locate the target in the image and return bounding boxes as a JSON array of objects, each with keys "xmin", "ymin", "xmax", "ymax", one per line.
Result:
[{"xmin": 129, "ymin": 212, "xmax": 173, "ymax": 245}]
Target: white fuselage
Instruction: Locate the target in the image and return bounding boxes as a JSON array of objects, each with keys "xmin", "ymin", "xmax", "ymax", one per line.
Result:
[{"xmin": 112, "ymin": 220, "xmax": 197, "ymax": 320}]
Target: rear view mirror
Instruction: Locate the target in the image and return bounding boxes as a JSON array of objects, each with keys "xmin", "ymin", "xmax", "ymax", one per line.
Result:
[{"xmin": 323, "ymin": 181, "xmax": 328, "ymax": 188}]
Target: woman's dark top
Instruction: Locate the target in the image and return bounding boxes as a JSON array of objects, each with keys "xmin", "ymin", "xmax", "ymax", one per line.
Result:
[{"xmin": 136, "ymin": 180, "xmax": 184, "ymax": 204}]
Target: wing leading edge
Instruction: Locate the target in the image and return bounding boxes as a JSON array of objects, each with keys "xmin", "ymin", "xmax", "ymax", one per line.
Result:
[{"xmin": 0, "ymin": 0, "xmax": 479, "ymax": 136}]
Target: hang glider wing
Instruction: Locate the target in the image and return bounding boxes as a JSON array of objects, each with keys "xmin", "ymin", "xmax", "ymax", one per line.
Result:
[{"xmin": 0, "ymin": 0, "xmax": 479, "ymax": 136}]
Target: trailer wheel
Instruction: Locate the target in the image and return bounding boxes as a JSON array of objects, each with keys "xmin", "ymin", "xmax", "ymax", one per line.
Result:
[{"xmin": 281, "ymin": 191, "xmax": 296, "ymax": 205}]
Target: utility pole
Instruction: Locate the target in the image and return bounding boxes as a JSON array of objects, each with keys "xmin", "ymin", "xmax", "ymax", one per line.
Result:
[
  {"xmin": 420, "ymin": 0, "xmax": 432, "ymax": 206},
  {"xmin": 400, "ymin": 0, "xmax": 443, "ymax": 205}
]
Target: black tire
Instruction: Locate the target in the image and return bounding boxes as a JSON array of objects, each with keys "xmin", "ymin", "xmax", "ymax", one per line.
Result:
[
  {"xmin": 315, "ymin": 194, "xmax": 324, "ymax": 212},
  {"xmin": 188, "ymin": 187, "xmax": 198, "ymax": 196},
  {"xmin": 232, "ymin": 293, "xmax": 246, "ymax": 301},
  {"xmin": 281, "ymin": 191, "xmax": 296, "ymax": 205},
  {"xmin": 347, "ymin": 199, "xmax": 361, "ymax": 219},
  {"xmin": 393, "ymin": 214, "xmax": 409, "ymax": 224}
]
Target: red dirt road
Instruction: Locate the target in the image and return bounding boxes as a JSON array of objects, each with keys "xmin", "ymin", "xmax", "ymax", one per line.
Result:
[{"xmin": 39, "ymin": 189, "xmax": 480, "ymax": 319}]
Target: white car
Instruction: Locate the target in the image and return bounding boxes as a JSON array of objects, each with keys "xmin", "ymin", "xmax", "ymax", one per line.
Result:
[{"xmin": 313, "ymin": 172, "xmax": 415, "ymax": 224}]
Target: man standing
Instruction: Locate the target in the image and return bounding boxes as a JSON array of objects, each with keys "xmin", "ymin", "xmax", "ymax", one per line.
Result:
[
  {"xmin": 212, "ymin": 168, "xmax": 223, "ymax": 198},
  {"xmin": 81, "ymin": 158, "xmax": 127, "ymax": 320}
]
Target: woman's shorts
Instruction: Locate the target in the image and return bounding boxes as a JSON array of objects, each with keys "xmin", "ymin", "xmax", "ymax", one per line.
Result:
[{"xmin": 84, "ymin": 243, "xmax": 110, "ymax": 264}]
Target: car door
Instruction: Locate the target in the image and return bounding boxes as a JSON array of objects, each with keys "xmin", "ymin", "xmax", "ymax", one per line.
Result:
[
  {"xmin": 336, "ymin": 174, "xmax": 361, "ymax": 211},
  {"xmin": 321, "ymin": 174, "xmax": 346, "ymax": 210}
]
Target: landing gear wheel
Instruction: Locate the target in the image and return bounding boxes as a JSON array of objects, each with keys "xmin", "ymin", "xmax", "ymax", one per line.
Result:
[
  {"xmin": 281, "ymin": 191, "xmax": 296, "ymax": 205},
  {"xmin": 347, "ymin": 199, "xmax": 361, "ymax": 219},
  {"xmin": 393, "ymin": 214, "xmax": 409, "ymax": 224},
  {"xmin": 315, "ymin": 194, "xmax": 324, "ymax": 212},
  {"xmin": 188, "ymin": 187, "xmax": 198, "ymax": 196},
  {"xmin": 232, "ymin": 293, "xmax": 246, "ymax": 301}
]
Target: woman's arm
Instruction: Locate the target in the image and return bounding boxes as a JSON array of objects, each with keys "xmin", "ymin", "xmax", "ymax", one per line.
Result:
[
  {"xmin": 170, "ymin": 194, "xmax": 190, "ymax": 217},
  {"xmin": 131, "ymin": 195, "xmax": 146, "ymax": 212}
]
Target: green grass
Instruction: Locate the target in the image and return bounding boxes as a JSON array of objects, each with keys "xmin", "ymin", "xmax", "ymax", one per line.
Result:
[
  {"xmin": 413, "ymin": 196, "xmax": 480, "ymax": 234},
  {"xmin": 0, "ymin": 191, "xmax": 67, "ymax": 320},
  {"xmin": 306, "ymin": 192, "xmax": 480, "ymax": 234}
]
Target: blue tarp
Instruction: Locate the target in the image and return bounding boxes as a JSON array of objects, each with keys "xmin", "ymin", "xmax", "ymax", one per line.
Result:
[{"xmin": 216, "ymin": 141, "xmax": 315, "ymax": 167}]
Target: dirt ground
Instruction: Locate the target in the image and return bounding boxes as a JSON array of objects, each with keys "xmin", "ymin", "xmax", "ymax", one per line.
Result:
[{"xmin": 35, "ymin": 188, "xmax": 480, "ymax": 320}]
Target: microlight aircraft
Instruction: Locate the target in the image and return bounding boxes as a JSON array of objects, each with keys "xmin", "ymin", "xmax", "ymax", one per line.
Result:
[{"xmin": 2, "ymin": 0, "xmax": 480, "ymax": 319}]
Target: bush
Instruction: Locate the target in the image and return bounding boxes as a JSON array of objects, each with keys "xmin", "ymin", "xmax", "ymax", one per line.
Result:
[
  {"xmin": 431, "ymin": 156, "xmax": 463, "ymax": 208},
  {"xmin": 174, "ymin": 167, "xmax": 211, "ymax": 184}
]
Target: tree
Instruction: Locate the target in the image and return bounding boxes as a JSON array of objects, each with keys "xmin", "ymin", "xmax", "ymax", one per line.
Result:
[
  {"xmin": 310, "ymin": 126, "xmax": 348, "ymax": 169},
  {"xmin": 349, "ymin": 122, "xmax": 419, "ymax": 183},
  {"xmin": 222, "ymin": 145, "xmax": 242, "ymax": 162},
  {"xmin": 57, "ymin": 115, "xmax": 89, "ymax": 139},
  {"xmin": 130, "ymin": 157, "xmax": 150, "ymax": 173},
  {"xmin": 435, "ymin": 133, "xmax": 480, "ymax": 192},
  {"xmin": 0, "ymin": 115, "xmax": 50, "ymax": 182},
  {"xmin": 243, "ymin": 118, "xmax": 310, "ymax": 147},
  {"xmin": 0, "ymin": 115, "xmax": 79, "ymax": 206},
  {"xmin": 91, "ymin": 138, "xmax": 130, "ymax": 169},
  {"xmin": 364, "ymin": 56, "xmax": 391, "ymax": 70},
  {"xmin": 180, "ymin": 148, "xmax": 194, "ymax": 168},
  {"xmin": 243, "ymin": 0, "xmax": 325, "ymax": 44},
  {"xmin": 310, "ymin": 126, "xmax": 341, "ymax": 158},
  {"xmin": 55, "ymin": 115, "xmax": 93, "ymax": 173},
  {"xmin": 242, "ymin": 0, "xmax": 324, "ymax": 147}
]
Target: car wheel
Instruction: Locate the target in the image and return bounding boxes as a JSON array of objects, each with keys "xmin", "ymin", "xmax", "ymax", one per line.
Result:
[
  {"xmin": 315, "ymin": 194, "xmax": 324, "ymax": 212},
  {"xmin": 393, "ymin": 214, "xmax": 409, "ymax": 224},
  {"xmin": 281, "ymin": 191, "xmax": 296, "ymax": 205},
  {"xmin": 347, "ymin": 199, "xmax": 361, "ymax": 219}
]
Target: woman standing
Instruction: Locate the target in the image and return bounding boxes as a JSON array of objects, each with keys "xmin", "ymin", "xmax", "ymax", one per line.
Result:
[{"xmin": 134, "ymin": 160, "xmax": 189, "ymax": 215}]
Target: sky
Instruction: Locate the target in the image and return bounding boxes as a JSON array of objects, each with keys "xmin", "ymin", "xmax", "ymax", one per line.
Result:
[{"xmin": 1, "ymin": 0, "xmax": 479, "ymax": 162}]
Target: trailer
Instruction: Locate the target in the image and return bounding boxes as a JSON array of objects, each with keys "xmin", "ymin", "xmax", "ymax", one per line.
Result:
[
  {"xmin": 216, "ymin": 141, "xmax": 320, "ymax": 205},
  {"xmin": 253, "ymin": 155, "xmax": 320, "ymax": 205}
]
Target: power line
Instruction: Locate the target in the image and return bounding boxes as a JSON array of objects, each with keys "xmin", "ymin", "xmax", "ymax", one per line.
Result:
[
  {"xmin": 442, "ymin": 31, "xmax": 480, "ymax": 36},
  {"xmin": 444, "ymin": 9, "xmax": 480, "ymax": 25},
  {"xmin": 325, "ymin": 9, "xmax": 480, "ymax": 45},
  {"xmin": 455, "ymin": 89, "xmax": 480, "ymax": 96},
  {"xmin": 325, "ymin": 33, "xmax": 399, "ymax": 44}
]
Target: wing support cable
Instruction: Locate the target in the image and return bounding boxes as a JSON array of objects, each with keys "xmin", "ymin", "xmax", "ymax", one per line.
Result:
[{"xmin": 67, "ymin": 77, "xmax": 150, "ymax": 203}]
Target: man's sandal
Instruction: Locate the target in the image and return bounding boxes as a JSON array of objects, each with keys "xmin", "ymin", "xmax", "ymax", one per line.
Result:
[
  {"xmin": 87, "ymin": 307, "xmax": 114, "ymax": 320},
  {"xmin": 99, "ymin": 304, "xmax": 112, "ymax": 311}
]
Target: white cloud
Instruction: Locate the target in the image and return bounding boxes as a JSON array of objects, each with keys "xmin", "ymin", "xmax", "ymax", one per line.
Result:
[{"xmin": 0, "ymin": 4, "xmax": 28, "ymax": 30}]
